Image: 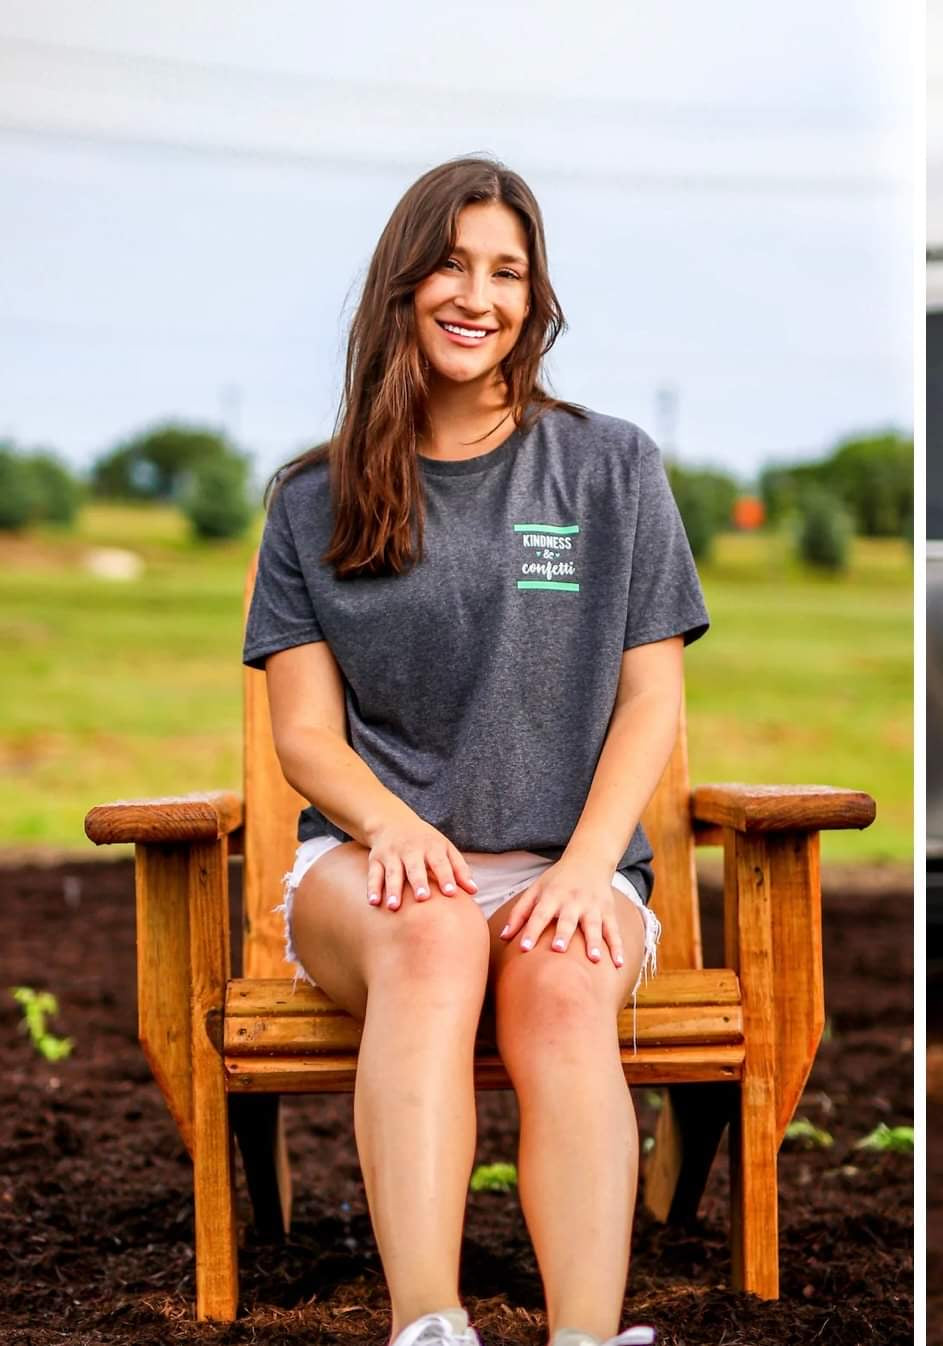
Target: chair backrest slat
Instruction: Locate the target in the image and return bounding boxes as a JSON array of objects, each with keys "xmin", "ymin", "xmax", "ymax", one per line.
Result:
[
  {"xmin": 242, "ymin": 552, "xmax": 310, "ymax": 979},
  {"xmin": 242, "ymin": 551, "xmax": 703, "ymax": 978},
  {"xmin": 640, "ymin": 691, "xmax": 702, "ymax": 971}
]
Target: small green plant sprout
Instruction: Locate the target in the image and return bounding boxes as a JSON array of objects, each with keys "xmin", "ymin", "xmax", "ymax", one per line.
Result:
[
  {"xmin": 853, "ymin": 1123, "xmax": 914, "ymax": 1155},
  {"xmin": 784, "ymin": 1117, "xmax": 834, "ymax": 1150},
  {"xmin": 469, "ymin": 1162, "xmax": 518, "ymax": 1193},
  {"xmin": 9, "ymin": 987, "xmax": 74, "ymax": 1062}
]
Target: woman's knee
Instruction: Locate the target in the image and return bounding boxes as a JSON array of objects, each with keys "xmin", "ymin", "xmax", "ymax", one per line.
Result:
[
  {"xmin": 367, "ymin": 894, "xmax": 491, "ymax": 995},
  {"xmin": 494, "ymin": 951, "xmax": 616, "ymax": 1053}
]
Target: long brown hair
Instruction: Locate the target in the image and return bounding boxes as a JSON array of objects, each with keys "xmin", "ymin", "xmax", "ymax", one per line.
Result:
[{"xmin": 264, "ymin": 153, "xmax": 588, "ymax": 577}]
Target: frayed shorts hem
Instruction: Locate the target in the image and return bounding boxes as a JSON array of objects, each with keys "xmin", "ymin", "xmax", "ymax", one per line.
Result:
[{"xmin": 273, "ymin": 835, "xmax": 662, "ymax": 1055}]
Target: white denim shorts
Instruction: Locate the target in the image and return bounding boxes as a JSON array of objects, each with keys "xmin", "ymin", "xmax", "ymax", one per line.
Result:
[{"xmin": 276, "ymin": 835, "xmax": 662, "ymax": 1054}]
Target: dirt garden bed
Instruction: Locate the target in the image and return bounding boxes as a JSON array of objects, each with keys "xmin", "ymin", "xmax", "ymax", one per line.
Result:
[{"xmin": 0, "ymin": 855, "xmax": 913, "ymax": 1346}]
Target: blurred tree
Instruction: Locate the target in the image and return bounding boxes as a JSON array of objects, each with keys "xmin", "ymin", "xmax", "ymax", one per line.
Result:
[
  {"xmin": 23, "ymin": 450, "xmax": 84, "ymax": 525},
  {"xmin": 795, "ymin": 486, "xmax": 853, "ymax": 572},
  {"xmin": 90, "ymin": 423, "xmax": 237, "ymax": 501},
  {"xmin": 665, "ymin": 461, "xmax": 740, "ymax": 562},
  {"xmin": 759, "ymin": 431, "xmax": 912, "ymax": 537},
  {"xmin": 0, "ymin": 445, "xmax": 39, "ymax": 531},
  {"xmin": 180, "ymin": 453, "xmax": 253, "ymax": 540}
]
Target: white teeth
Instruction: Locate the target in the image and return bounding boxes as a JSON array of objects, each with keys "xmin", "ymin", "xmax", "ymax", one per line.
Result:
[{"xmin": 441, "ymin": 322, "xmax": 490, "ymax": 339}]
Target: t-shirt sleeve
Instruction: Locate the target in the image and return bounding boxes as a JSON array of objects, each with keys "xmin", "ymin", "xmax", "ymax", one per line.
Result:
[
  {"xmin": 242, "ymin": 477, "xmax": 325, "ymax": 670},
  {"xmin": 623, "ymin": 432, "xmax": 711, "ymax": 650}
]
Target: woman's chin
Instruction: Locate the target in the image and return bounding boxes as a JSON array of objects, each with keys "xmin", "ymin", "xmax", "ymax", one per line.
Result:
[{"xmin": 426, "ymin": 357, "xmax": 498, "ymax": 387}]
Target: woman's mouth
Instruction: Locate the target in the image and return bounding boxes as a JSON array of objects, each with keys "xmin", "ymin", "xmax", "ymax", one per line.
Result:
[{"xmin": 436, "ymin": 320, "xmax": 497, "ymax": 345}]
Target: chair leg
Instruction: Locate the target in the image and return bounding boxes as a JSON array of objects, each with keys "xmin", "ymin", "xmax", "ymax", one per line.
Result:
[
  {"xmin": 728, "ymin": 1078, "xmax": 779, "ymax": 1298},
  {"xmin": 723, "ymin": 827, "xmax": 780, "ymax": 1300},
  {"xmin": 189, "ymin": 838, "xmax": 239, "ymax": 1321},
  {"xmin": 231, "ymin": 1094, "xmax": 293, "ymax": 1239},
  {"xmin": 192, "ymin": 1060, "xmax": 239, "ymax": 1320},
  {"xmin": 644, "ymin": 1082, "xmax": 735, "ymax": 1222}
]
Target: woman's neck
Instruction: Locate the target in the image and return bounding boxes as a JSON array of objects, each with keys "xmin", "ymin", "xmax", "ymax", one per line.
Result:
[{"xmin": 419, "ymin": 381, "xmax": 519, "ymax": 462}]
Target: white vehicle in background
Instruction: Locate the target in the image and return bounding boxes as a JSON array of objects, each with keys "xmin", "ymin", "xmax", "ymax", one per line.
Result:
[{"xmin": 929, "ymin": 249, "xmax": 943, "ymax": 938}]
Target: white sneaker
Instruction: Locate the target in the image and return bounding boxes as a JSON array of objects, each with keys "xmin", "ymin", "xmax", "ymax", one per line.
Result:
[
  {"xmin": 603, "ymin": 1330, "xmax": 656, "ymax": 1346},
  {"xmin": 391, "ymin": 1308, "xmax": 481, "ymax": 1346},
  {"xmin": 554, "ymin": 1328, "xmax": 656, "ymax": 1346}
]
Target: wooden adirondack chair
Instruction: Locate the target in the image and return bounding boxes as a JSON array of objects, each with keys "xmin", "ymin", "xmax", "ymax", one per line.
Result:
[{"xmin": 84, "ymin": 549, "xmax": 876, "ymax": 1322}]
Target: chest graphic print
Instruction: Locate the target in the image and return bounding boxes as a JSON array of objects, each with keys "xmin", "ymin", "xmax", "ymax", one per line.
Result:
[{"xmin": 513, "ymin": 522, "xmax": 581, "ymax": 592}]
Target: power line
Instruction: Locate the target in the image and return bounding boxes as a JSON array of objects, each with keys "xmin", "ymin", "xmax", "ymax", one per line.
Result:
[
  {"xmin": 2, "ymin": 33, "xmax": 909, "ymax": 136},
  {"xmin": 0, "ymin": 123, "xmax": 908, "ymax": 198}
]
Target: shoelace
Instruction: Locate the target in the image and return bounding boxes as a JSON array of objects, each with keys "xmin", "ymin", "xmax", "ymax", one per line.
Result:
[{"xmin": 394, "ymin": 1313, "xmax": 481, "ymax": 1346}]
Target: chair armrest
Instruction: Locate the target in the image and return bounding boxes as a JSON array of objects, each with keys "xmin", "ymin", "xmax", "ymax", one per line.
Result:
[
  {"xmin": 691, "ymin": 783, "xmax": 875, "ymax": 833},
  {"xmin": 84, "ymin": 790, "xmax": 243, "ymax": 844}
]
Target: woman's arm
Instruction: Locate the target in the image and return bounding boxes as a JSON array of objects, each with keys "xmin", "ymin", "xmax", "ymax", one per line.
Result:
[
  {"xmin": 264, "ymin": 640, "xmax": 478, "ymax": 905},
  {"xmin": 265, "ymin": 640, "xmax": 414, "ymax": 844},
  {"xmin": 561, "ymin": 635, "xmax": 685, "ymax": 873}
]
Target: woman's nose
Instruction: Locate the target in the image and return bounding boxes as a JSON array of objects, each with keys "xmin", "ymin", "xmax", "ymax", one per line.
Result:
[{"xmin": 457, "ymin": 270, "xmax": 490, "ymax": 312}]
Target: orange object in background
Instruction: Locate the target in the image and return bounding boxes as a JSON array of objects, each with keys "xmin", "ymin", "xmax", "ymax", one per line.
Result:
[{"xmin": 732, "ymin": 496, "xmax": 766, "ymax": 530}]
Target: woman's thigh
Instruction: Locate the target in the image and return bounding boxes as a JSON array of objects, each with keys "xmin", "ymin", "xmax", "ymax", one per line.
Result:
[{"xmin": 288, "ymin": 840, "xmax": 491, "ymax": 1022}]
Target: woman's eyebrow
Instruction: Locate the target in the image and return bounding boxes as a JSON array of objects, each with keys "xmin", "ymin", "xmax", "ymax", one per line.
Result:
[{"xmin": 451, "ymin": 245, "xmax": 528, "ymax": 267}]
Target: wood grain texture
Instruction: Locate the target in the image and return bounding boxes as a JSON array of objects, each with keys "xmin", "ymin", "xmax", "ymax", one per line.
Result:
[
  {"xmin": 188, "ymin": 838, "xmax": 239, "ymax": 1322},
  {"xmin": 226, "ymin": 969, "xmax": 742, "ymax": 1016},
  {"xmin": 724, "ymin": 828, "xmax": 780, "ymax": 1299},
  {"xmin": 134, "ymin": 843, "xmax": 193, "ymax": 1156},
  {"xmin": 85, "ymin": 791, "xmax": 243, "ymax": 844},
  {"xmin": 224, "ymin": 1003, "xmax": 743, "ymax": 1055},
  {"xmin": 641, "ymin": 688, "xmax": 702, "ymax": 971},
  {"xmin": 769, "ymin": 831, "xmax": 825, "ymax": 1142},
  {"xmin": 242, "ymin": 549, "xmax": 312, "ymax": 981},
  {"xmin": 224, "ymin": 1044, "xmax": 745, "ymax": 1093},
  {"xmin": 692, "ymin": 782, "xmax": 876, "ymax": 833}
]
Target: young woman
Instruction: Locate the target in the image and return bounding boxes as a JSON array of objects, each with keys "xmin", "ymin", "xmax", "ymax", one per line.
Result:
[{"xmin": 243, "ymin": 154, "xmax": 709, "ymax": 1346}]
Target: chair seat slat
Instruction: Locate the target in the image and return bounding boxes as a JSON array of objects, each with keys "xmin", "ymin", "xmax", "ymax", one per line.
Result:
[
  {"xmin": 225, "ymin": 1044, "xmax": 745, "ymax": 1094},
  {"xmin": 226, "ymin": 968, "xmax": 741, "ymax": 1017}
]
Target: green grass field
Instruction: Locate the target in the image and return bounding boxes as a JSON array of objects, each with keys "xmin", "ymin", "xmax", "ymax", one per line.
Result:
[{"xmin": 0, "ymin": 504, "xmax": 912, "ymax": 865}]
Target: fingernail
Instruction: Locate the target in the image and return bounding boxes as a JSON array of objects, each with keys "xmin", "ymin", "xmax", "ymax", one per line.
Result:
[
  {"xmin": 468, "ymin": 880, "xmax": 478, "ymax": 891},
  {"xmin": 521, "ymin": 937, "xmax": 533, "ymax": 951},
  {"xmin": 590, "ymin": 947, "xmax": 600, "ymax": 959},
  {"xmin": 368, "ymin": 893, "xmax": 380, "ymax": 905},
  {"xmin": 615, "ymin": 954, "xmax": 624, "ymax": 966},
  {"xmin": 387, "ymin": 895, "xmax": 398, "ymax": 908},
  {"xmin": 500, "ymin": 923, "xmax": 510, "ymax": 937},
  {"xmin": 443, "ymin": 883, "xmax": 455, "ymax": 893},
  {"xmin": 416, "ymin": 887, "xmax": 428, "ymax": 897},
  {"xmin": 552, "ymin": 938, "xmax": 565, "ymax": 950}
]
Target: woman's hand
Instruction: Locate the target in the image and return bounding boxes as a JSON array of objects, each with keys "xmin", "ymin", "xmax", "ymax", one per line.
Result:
[
  {"xmin": 364, "ymin": 810, "xmax": 478, "ymax": 910},
  {"xmin": 498, "ymin": 857, "xmax": 625, "ymax": 967}
]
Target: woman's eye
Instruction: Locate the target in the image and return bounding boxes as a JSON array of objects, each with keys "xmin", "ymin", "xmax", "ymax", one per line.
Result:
[{"xmin": 441, "ymin": 259, "xmax": 521, "ymax": 279}]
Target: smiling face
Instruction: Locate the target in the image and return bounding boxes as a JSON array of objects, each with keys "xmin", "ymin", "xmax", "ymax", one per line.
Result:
[{"xmin": 413, "ymin": 199, "xmax": 531, "ymax": 392}]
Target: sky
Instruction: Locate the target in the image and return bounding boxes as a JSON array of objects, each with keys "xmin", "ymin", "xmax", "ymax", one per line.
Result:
[{"xmin": 0, "ymin": 1, "xmax": 914, "ymax": 490}]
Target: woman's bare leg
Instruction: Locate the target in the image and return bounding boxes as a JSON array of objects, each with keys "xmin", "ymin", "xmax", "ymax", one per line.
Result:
[
  {"xmin": 290, "ymin": 842, "xmax": 491, "ymax": 1340},
  {"xmin": 485, "ymin": 893, "xmax": 648, "ymax": 1344}
]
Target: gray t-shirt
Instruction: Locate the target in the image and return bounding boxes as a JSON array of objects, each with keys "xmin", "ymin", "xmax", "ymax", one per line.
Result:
[{"xmin": 242, "ymin": 403, "xmax": 710, "ymax": 903}]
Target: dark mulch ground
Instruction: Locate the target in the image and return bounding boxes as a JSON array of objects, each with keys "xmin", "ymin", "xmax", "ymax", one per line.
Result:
[{"xmin": 0, "ymin": 855, "xmax": 913, "ymax": 1346}]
